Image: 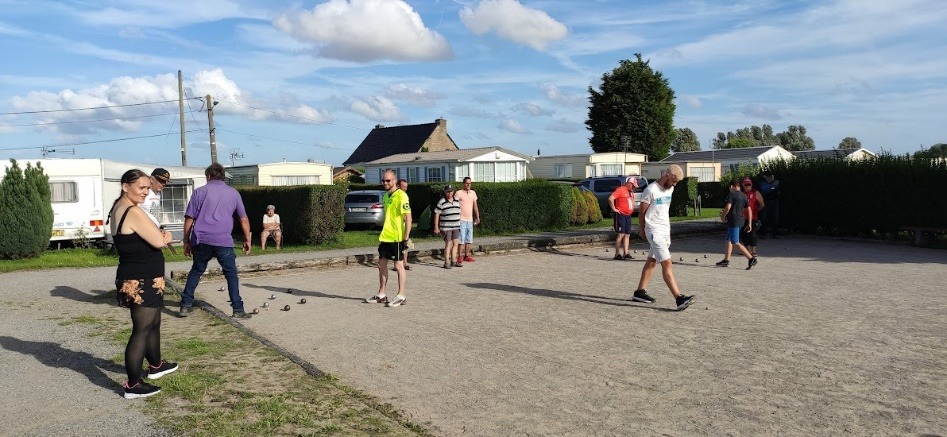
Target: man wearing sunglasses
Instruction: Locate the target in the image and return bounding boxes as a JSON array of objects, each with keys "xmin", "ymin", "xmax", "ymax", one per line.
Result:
[{"xmin": 365, "ymin": 170, "xmax": 412, "ymax": 308}]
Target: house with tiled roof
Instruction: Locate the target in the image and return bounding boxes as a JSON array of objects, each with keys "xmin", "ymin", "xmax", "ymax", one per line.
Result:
[
  {"xmin": 342, "ymin": 118, "xmax": 459, "ymax": 166},
  {"xmin": 793, "ymin": 148, "xmax": 876, "ymax": 161},
  {"xmin": 362, "ymin": 147, "xmax": 532, "ymax": 184},
  {"xmin": 659, "ymin": 145, "xmax": 795, "ymax": 173}
]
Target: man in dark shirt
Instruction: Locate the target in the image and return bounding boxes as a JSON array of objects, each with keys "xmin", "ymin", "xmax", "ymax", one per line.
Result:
[
  {"xmin": 717, "ymin": 179, "xmax": 758, "ymax": 270},
  {"xmin": 758, "ymin": 170, "xmax": 781, "ymax": 239}
]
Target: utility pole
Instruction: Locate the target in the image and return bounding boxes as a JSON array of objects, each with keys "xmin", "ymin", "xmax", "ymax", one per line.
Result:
[
  {"xmin": 206, "ymin": 94, "xmax": 218, "ymax": 164},
  {"xmin": 178, "ymin": 70, "xmax": 187, "ymax": 166}
]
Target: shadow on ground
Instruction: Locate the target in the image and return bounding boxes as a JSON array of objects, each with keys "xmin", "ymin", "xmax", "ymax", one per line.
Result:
[{"xmin": 0, "ymin": 336, "xmax": 123, "ymax": 395}]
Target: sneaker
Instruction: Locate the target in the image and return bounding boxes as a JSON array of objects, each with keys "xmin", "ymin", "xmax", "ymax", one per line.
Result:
[
  {"xmin": 453, "ymin": 262, "xmax": 463, "ymax": 267},
  {"xmin": 123, "ymin": 381, "xmax": 161, "ymax": 399},
  {"xmin": 675, "ymin": 294, "xmax": 695, "ymax": 311},
  {"xmin": 464, "ymin": 256, "xmax": 475, "ymax": 262},
  {"xmin": 613, "ymin": 254, "xmax": 623, "ymax": 260},
  {"xmin": 386, "ymin": 295, "xmax": 406, "ymax": 307},
  {"xmin": 623, "ymin": 254, "xmax": 632, "ymax": 260},
  {"xmin": 365, "ymin": 294, "xmax": 389, "ymax": 304},
  {"xmin": 746, "ymin": 257, "xmax": 758, "ymax": 270},
  {"xmin": 443, "ymin": 261, "xmax": 451, "ymax": 269},
  {"xmin": 177, "ymin": 306, "xmax": 193, "ymax": 318},
  {"xmin": 715, "ymin": 259, "xmax": 730, "ymax": 267},
  {"xmin": 232, "ymin": 311, "xmax": 252, "ymax": 319},
  {"xmin": 631, "ymin": 289, "xmax": 656, "ymax": 304},
  {"xmin": 146, "ymin": 360, "xmax": 179, "ymax": 380}
]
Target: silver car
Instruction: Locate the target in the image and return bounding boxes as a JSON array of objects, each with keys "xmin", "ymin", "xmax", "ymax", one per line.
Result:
[{"xmin": 344, "ymin": 190, "xmax": 386, "ymax": 228}]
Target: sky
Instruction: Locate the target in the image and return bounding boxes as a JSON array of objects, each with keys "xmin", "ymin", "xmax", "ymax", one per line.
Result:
[{"xmin": 1, "ymin": 0, "xmax": 945, "ymax": 169}]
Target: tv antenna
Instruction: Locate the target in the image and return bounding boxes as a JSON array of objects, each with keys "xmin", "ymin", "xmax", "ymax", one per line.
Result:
[
  {"xmin": 41, "ymin": 146, "xmax": 76, "ymax": 158},
  {"xmin": 229, "ymin": 148, "xmax": 245, "ymax": 167}
]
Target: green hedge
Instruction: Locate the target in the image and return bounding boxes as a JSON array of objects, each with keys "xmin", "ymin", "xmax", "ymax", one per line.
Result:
[
  {"xmin": 764, "ymin": 155, "xmax": 947, "ymax": 234},
  {"xmin": 237, "ymin": 185, "xmax": 346, "ymax": 245},
  {"xmin": 697, "ymin": 182, "xmax": 727, "ymax": 208},
  {"xmin": 670, "ymin": 177, "xmax": 698, "ymax": 216}
]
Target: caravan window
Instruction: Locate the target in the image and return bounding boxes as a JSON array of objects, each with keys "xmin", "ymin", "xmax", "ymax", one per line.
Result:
[
  {"xmin": 49, "ymin": 182, "xmax": 78, "ymax": 203},
  {"xmin": 159, "ymin": 185, "xmax": 189, "ymax": 225}
]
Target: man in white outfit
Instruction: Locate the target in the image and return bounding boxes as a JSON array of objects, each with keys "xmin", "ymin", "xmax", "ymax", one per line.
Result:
[{"xmin": 140, "ymin": 168, "xmax": 170, "ymax": 226}]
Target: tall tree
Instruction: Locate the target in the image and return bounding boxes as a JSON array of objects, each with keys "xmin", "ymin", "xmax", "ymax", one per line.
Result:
[
  {"xmin": 712, "ymin": 124, "xmax": 778, "ymax": 149},
  {"xmin": 672, "ymin": 127, "xmax": 701, "ymax": 152},
  {"xmin": 777, "ymin": 125, "xmax": 815, "ymax": 151},
  {"xmin": 587, "ymin": 54, "xmax": 676, "ymax": 161},
  {"xmin": 914, "ymin": 143, "xmax": 947, "ymax": 160},
  {"xmin": 0, "ymin": 160, "xmax": 51, "ymax": 259},
  {"xmin": 839, "ymin": 137, "xmax": 861, "ymax": 150}
]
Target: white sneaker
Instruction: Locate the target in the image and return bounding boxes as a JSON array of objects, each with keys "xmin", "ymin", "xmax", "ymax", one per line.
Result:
[{"xmin": 386, "ymin": 295, "xmax": 406, "ymax": 307}]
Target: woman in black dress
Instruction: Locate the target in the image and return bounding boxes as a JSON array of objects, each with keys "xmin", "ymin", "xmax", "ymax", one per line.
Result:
[{"xmin": 109, "ymin": 169, "xmax": 178, "ymax": 399}]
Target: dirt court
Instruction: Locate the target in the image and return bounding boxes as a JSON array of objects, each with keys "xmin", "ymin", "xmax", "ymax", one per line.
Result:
[{"xmin": 194, "ymin": 234, "xmax": 946, "ymax": 436}]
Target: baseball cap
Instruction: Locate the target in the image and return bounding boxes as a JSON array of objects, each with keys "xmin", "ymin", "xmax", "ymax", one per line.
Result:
[
  {"xmin": 151, "ymin": 168, "xmax": 171, "ymax": 184},
  {"xmin": 624, "ymin": 176, "xmax": 638, "ymax": 188},
  {"xmin": 443, "ymin": 184, "xmax": 454, "ymax": 192}
]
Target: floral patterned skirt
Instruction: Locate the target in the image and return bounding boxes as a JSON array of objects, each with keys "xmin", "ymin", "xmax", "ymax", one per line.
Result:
[{"xmin": 115, "ymin": 276, "xmax": 165, "ymax": 308}]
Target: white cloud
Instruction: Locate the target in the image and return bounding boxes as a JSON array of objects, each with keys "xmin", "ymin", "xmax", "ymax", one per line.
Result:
[
  {"xmin": 460, "ymin": 0, "xmax": 568, "ymax": 51},
  {"xmin": 546, "ymin": 118, "xmax": 582, "ymax": 133},
  {"xmin": 498, "ymin": 118, "xmax": 529, "ymax": 134},
  {"xmin": 385, "ymin": 84, "xmax": 444, "ymax": 107},
  {"xmin": 539, "ymin": 83, "xmax": 586, "ymax": 107},
  {"xmin": 350, "ymin": 96, "xmax": 405, "ymax": 122},
  {"xmin": 511, "ymin": 102, "xmax": 553, "ymax": 116},
  {"xmin": 450, "ymin": 106, "xmax": 499, "ymax": 119},
  {"xmin": 678, "ymin": 94, "xmax": 702, "ymax": 108},
  {"xmin": 75, "ymin": 1, "xmax": 267, "ymax": 28},
  {"xmin": 274, "ymin": 0, "xmax": 453, "ymax": 62},
  {"xmin": 742, "ymin": 104, "xmax": 782, "ymax": 121}
]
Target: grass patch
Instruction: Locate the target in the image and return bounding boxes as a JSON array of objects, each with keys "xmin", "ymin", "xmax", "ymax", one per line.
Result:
[{"xmin": 58, "ymin": 315, "xmax": 102, "ymax": 326}]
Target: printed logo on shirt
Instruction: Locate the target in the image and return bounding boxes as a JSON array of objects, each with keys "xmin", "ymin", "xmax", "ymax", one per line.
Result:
[{"xmin": 654, "ymin": 196, "xmax": 671, "ymax": 205}]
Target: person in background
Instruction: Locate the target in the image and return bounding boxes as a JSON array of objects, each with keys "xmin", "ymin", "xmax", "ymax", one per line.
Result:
[
  {"xmin": 454, "ymin": 177, "xmax": 480, "ymax": 263},
  {"xmin": 717, "ymin": 179, "xmax": 758, "ymax": 270},
  {"xmin": 740, "ymin": 177, "xmax": 765, "ymax": 257},
  {"xmin": 365, "ymin": 169, "xmax": 412, "ymax": 307},
  {"xmin": 179, "ymin": 163, "xmax": 253, "ymax": 319},
  {"xmin": 140, "ymin": 168, "xmax": 170, "ymax": 226},
  {"xmin": 759, "ymin": 170, "xmax": 781, "ymax": 239},
  {"xmin": 433, "ymin": 184, "xmax": 462, "ymax": 269},
  {"xmin": 397, "ymin": 179, "xmax": 412, "ymax": 270},
  {"xmin": 109, "ymin": 169, "xmax": 178, "ymax": 399},
  {"xmin": 260, "ymin": 205, "xmax": 282, "ymax": 251},
  {"xmin": 632, "ymin": 165, "xmax": 696, "ymax": 311},
  {"xmin": 608, "ymin": 176, "xmax": 637, "ymax": 260}
]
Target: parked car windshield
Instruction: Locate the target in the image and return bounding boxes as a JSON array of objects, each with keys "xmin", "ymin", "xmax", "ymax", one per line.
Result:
[{"xmin": 345, "ymin": 194, "xmax": 380, "ymax": 203}]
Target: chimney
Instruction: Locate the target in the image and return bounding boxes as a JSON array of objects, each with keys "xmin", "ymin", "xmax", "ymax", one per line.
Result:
[
  {"xmin": 375, "ymin": 124, "xmax": 385, "ymax": 129},
  {"xmin": 435, "ymin": 118, "xmax": 446, "ymax": 128}
]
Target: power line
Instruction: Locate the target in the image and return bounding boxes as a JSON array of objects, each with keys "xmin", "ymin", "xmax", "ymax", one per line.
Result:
[
  {"xmin": 0, "ymin": 111, "xmax": 195, "ymax": 127},
  {"xmin": 0, "ymin": 129, "xmax": 204, "ymax": 152},
  {"xmin": 0, "ymin": 98, "xmax": 201, "ymax": 116},
  {"xmin": 215, "ymin": 127, "xmax": 347, "ymax": 150}
]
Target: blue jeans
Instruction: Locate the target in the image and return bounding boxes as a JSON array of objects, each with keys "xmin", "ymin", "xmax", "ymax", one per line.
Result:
[{"xmin": 181, "ymin": 243, "xmax": 244, "ymax": 312}]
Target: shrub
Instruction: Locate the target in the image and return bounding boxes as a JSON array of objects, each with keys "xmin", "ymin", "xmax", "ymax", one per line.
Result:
[
  {"xmin": 0, "ymin": 159, "xmax": 53, "ymax": 259},
  {"xmin": 237, "ymin": 185, "xmax": 346, "ymax": 245},
  {"xmin": 583, "ymin": 190, "xmax": 603, "ymax": 223},
  {"xmin": 670, "ymin": 177, "xmax": 698, "ymax": 216},
  {"xmin": 570, "ymin": 187, "xmax": 589, "ymax": 225}
]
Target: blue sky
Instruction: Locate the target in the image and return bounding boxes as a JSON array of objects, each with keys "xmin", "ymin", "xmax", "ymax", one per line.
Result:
[{"xmin": 1, "ymin": 0, "xmax": 945, "ymax": 168}]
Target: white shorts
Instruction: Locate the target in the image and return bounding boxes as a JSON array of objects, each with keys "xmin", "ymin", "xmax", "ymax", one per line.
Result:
[{"xmin": 645, "ymin": 230, "xmax": 672, "ymax": 262}]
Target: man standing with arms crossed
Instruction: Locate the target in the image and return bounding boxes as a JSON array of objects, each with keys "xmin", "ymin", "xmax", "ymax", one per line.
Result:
[
  {"xmin": 454, "ymin": 176, "xmax": 480, "ymax": 264},
  {"xmin": 178, "ymin": 163, "xmax": 253, "ymax": 319},
  {"xmin": 631, "ymin": 164, "xmax": 695, "ymax": 311},
  {"xmin": 365, "ymin": 170, "xmax": 411, "ymax": 307}
]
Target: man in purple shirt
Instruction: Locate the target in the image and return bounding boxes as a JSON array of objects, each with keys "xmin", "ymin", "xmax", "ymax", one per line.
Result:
[{"xmin": 178, "ymin": 163, "xmax": 253, "ymax": 319}]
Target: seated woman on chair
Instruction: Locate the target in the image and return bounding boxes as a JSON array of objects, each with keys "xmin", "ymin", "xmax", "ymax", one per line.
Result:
[{"xmin": 261, "ymin": 205, "xmax": 282, "ymax": 250}]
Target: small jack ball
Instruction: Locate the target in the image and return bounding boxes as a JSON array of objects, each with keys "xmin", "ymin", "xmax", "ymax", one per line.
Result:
[
  {"xmin": 283, "ymin": 305, "xmax": 291, "ymax": 311},
  {"xmin": 299, "ymin": 298, "xmax": 307, "ymax": 304}
]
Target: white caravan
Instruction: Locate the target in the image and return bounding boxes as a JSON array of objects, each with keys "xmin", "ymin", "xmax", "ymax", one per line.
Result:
[{"xmin": 4, "ymin": 159, "xmax": 207, "ymax": 246}]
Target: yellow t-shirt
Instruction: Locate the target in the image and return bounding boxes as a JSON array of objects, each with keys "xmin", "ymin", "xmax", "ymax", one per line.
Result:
[{"xmin": 379, "ymin": 189, "xmax": 411, "ymax": 242}]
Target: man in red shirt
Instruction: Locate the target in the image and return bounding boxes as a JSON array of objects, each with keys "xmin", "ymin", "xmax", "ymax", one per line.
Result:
[{"xmin": 608, "ymin": 176, "xmax": 637, "ymax": 260}]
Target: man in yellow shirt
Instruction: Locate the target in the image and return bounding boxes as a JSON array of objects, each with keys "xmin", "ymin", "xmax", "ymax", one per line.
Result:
[{"xmin": 365, "ymin": 170, "xmax": 412, "ymax": 307}]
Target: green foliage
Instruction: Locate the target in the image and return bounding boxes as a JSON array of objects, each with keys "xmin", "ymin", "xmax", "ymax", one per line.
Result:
[
  {"xmin": 720, "ymin": 162, "xmax": 762, "ymax": 184},
  {"xmin": 569, "ymin": 188, "xmax": 589, "ymax": 225},
  {"xmin": 237, "ymin": 185, "xmax": 346, "ymax": 245},
  {"xmin": 777, "ymin": 125, "xmax": 815, "ymax": 151},
  {"xmin": 672, "ymin": 128, "xmax": 701, "ymax": 152},
  {"xmin": 764, "ymin": 155, "xmax": 947, "ymax": 234},
  {"xmin": 913, "ymin": 143, "xmax": 947, "ymax": 160},
  {"xmin": 0, "ymin": 159, "xmax": 53, "ymax": 259},
  {"xmin": 669, "ymin": 177, "xmax": 698, "ymax": 217},
  {"xmin": 582, "ymin": 190, "xmax": 603, "ymax": 223},
  {"xmin": 587, "ymin": 53, "xmax": 675, "ymax": 161},
  {"xmin": 726, "ymin": 137, "xmax": 755, "ymax": 149},
  {"xmin": 713, "ymin": 124, "xmax": 778, "ymax": 149},
  {"xmin": 697, "ymin": 182, "xmax": 728, "ymax": 208},
  {"xmin": 839, "ymin": 137, "xmax": 861, "ymax": 150}
]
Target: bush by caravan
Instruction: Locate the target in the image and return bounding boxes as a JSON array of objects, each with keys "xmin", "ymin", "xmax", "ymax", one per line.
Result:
[{"xmin": 12, "ymin": 159, "xmax": 207, "ymax": 247}]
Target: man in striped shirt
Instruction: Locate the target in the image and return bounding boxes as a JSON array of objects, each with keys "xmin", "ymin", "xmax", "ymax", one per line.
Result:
[{"xmin": 434, "ymin": 184, "xmax": 462, "ymax": 268}]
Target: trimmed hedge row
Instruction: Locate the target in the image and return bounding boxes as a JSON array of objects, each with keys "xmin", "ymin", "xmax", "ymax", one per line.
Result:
[
  {"xmin": 237, "ymin": 185, "xmax": 346, "ymax": 245},
  {"xmin": 670, "ymin": 177, "xmax": 698, "ymax": 216}
]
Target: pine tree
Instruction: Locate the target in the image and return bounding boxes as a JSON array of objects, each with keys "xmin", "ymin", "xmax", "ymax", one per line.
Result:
[{"xmin": 0, "ymin": 159, "xmax": 51, "ymax": 259}]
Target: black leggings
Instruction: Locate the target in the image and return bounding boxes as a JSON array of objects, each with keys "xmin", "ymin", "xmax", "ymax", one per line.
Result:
[{"xmin": 126, "ymin": 305, "xmax": 162, "ymax": 385}]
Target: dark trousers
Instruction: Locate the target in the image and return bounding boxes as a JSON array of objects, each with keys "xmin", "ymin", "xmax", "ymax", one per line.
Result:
[
  {"xmin": 761, "ymin": 200, "xmax": 779, "ymax": 238},
  {"xmin": 181, "ymin": 243, "xmax": 244, "ymax": 312}
]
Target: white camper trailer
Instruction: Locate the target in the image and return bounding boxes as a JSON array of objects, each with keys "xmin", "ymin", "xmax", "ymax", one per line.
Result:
[{"xmin": 6, "ymin": 159, "xmax": 207, "ymax": 246}]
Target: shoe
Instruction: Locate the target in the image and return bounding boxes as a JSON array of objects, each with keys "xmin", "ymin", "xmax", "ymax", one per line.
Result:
[
  {"xmin": 746, "ymin": 257, "xmax": 758, "ymax": 270},
  {"xmin": 443, "ymin": 261, "xmax": 451, "ymax": 269},
  {"xmin": 177, "ymin": 306, "xmax": 193, "ymax": 318},
  {"xmin": 365, "ymin": 294, "xmax": 389, "ymax": 304},
  {"xmin": 464, "ymin": 256, "xmax": 475, "ymax": 262},
  {"xmin": 675, "ymin": 294, "xmax": 695, "ymax": 311},
  {"xmin": 715, "ymin": 259, "xmax": 730, "ymax": 267},
  {"xmin": 123, "ymin": 381, "xmax": 161, "ymax": 399},
  {"xmin": 631, "ymin": 289, "xmax": 656, "ymax": 304},
  {"xmin": 232, "ymin": 311, "xmax": 252, "ymax": 319},
  {"xmin": 404, "ymin": 264, "xmax": 412, "ymax": 271},
  {"xmin": 386, "ymin": 295, "xmax": 406, "ymax": 307},
  {"xmin": 146, "ymin": 360, "xmax": 179, "ymax": 380},
  {"xmin": 613, "ymin": 254, "xmax": 623, "ymax": 260},
  {"xmin": 454, "ymin": 262, "xmax": 463, "ymax": 267},
  {"xmin": 623, "ymin": 254, "xmax": 632, "ymax": 260}
]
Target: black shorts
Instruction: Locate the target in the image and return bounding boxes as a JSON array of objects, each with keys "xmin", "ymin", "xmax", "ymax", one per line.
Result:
[{"xmin": 378, "ymin": 241, "xmax": 406, "ymax": 261}]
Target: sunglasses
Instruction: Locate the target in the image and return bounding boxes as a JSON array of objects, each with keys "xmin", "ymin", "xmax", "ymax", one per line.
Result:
[{"xmin": 382, "ymin": 179, "xmax": 393, "ymax": 182}]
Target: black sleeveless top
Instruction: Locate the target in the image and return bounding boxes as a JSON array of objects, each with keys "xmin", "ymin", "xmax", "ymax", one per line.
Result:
[{"xmin": 113, "ymin": 206, "xmax": 165, "ymax": 281}]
